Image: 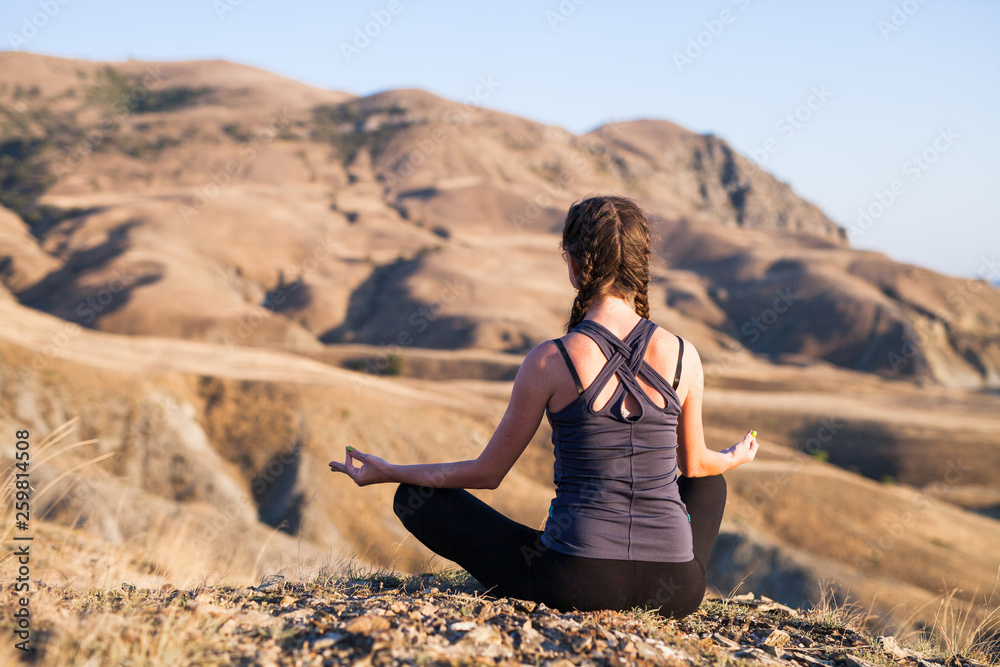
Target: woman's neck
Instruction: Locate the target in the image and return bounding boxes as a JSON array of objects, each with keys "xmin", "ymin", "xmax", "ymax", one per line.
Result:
[{"xmin": 584, "ymin": 293, "xmax": 639, "ymax": 325}]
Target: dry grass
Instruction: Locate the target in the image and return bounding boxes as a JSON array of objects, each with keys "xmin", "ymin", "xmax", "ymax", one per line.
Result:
[
  {"xmin": 0, "ymin": 417, "xmax": 107, "ymax": 549},
  {"xmin": 895, "ymin": 579, "xmax": 1000, "ymax": 664},
  {"xmin": 804, "ymin": 581, "xmax": 875, "ymax": 632},
  {"xmin": 805, "ymin": 580, "xmax": 1000, "ymax": 666}
]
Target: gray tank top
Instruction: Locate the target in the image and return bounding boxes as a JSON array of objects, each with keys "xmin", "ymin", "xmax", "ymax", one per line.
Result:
[{"xmin": 540, "ymin": 317, "xmax": 694, "ymax": 562}]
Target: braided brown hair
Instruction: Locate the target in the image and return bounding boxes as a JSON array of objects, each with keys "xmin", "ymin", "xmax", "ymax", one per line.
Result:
[{"xmin": 561, "ymin": 195, "xmax": 651, "ymax": 333}]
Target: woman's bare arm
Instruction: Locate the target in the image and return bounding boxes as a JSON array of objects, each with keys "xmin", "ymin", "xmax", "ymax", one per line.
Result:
[
  {"xmin": 675, "ymin": 340, "xmax": 758, "ymax": 477},
  {"xmin": 329, "ymin": 342, "xmax": 554, "ymax": 488}
]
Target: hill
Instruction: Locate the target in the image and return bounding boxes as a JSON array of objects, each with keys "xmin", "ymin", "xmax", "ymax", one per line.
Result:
[
  {"xmin": 0, "ymin": 52, "xmax": 998, "ymax": 649},
  {"xmin": 1, "ymin": 293, "xmax": 998, "ymax": 645},
  {"xmin": 1, "ymin": 52, "xmax": 998, "ymax": 385}
]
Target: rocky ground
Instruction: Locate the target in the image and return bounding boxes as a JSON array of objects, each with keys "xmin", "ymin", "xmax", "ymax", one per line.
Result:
[{"xmin": 9, "ymin": 569, "xmax": 997, "ymax": 666}]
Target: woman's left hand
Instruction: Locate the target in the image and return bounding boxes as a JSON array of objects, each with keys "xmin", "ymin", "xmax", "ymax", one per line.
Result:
[{"xmin": 329, "ymin": 447, "xmax": 395, "ymax": 486}]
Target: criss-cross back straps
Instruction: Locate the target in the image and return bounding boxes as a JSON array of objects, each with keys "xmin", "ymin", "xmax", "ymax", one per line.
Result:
[
  {"xmin": 558, "ymin": 319, "xmax": 683, "ymax": 400},
  {"xmin": 571, "ymin": 319, "xmax": 652, "ymax": 402}
]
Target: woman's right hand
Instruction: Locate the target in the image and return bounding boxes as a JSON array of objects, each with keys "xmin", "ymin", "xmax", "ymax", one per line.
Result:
[{"xmin": 723, "ymin": 430, "xmax": 760, "ymax": 469}]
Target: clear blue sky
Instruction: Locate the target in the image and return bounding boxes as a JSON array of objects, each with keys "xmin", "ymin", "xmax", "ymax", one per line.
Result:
[{"xmin": 3, "ymin": 0, "xmax": 998, "ymax": 279}]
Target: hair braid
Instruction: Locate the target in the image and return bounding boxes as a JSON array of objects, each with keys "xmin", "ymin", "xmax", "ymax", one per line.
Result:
[{"xmin": 561, "ymin": 195, "xmax": 652, "ymax": 333}]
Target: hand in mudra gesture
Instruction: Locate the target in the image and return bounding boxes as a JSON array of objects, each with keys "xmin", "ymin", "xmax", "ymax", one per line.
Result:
[
  {"xmin": 722, "ymin": 430, "xmax": 759, "ymax": 467},
  {"xmin": 329, "ymin": 446, "xmax": 395, "ymax": 486}
]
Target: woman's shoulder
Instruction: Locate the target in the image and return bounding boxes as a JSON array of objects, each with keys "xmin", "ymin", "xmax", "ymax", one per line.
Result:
[
  {"xmin": 646, "ymin": 323, "xmax": 703, "ymax": 379},
  {"xmin": 521, "ymin": 338, "xmax": 567, "ymax": 376}
]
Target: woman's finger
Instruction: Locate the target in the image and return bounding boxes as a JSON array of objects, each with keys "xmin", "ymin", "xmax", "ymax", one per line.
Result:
[{"xmin": 347, "ymin": 446, "xmax": 369, "ymax": 463}]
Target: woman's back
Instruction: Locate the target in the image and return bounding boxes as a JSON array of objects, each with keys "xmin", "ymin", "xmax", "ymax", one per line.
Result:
[
  {"xmin": 334, "ymin": 194, "xmax": 755, "ymax": 619},
  {"xmin": 541, "ymin": 316, "xmax": 694, "ymax": 562}
]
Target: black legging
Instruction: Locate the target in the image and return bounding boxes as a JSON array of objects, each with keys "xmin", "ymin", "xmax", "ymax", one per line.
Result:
[{"xmin": 392, "ymin": 474, "xmax": 726, "ymax": 618}]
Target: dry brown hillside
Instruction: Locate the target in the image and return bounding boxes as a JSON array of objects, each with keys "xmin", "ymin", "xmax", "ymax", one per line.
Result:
[
  {"xmin": 1, "ymin": 293, "xmax": 998, "ymax": 641},
  {"xmin": 1, "ymin": 53, "xmax": 999, "ymax": 646},
  {"xmin": 2, "ymin": 52, "xmax": 998, "ymax": 386}
]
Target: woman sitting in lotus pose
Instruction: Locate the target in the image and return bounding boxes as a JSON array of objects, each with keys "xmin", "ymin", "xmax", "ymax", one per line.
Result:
[{"xmin": 330, "ymin": 194, "xmax": 759, "ymax": 618}]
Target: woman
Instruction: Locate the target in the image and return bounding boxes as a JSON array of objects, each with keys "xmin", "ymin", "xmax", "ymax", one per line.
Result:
[{"xmin": 329, "ymin": 195, "xmax": 759, "ymax": 618}]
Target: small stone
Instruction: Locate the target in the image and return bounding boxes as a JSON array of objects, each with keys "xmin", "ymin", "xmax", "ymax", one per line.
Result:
[
  {"xmin": 759, "ymin": 601, "xmax": 800, "ymax": 616},
  {"xmin": 731, "ymin": 592, "xmax": 756, "ymax": 603},
  {"xmin": 255, "ymin": 574, "xmax": 285, "ymax": 592},
  {"xmin": 571, "ymin": 634, "xmax": 593, "ymax": 652},
  {"xmin": 762, "ymin": 628, "xmax": 791, "ymax": 648},
  {"xmin": 459, "ymin": 624, "xmax": 503, "ymax": 646},
  {"xmin": 844, "ymin": 655, "xmax": 882, "ymax": 667},
  {"xmin": 345, "ymin": 614, "xmax": 390, "ymax": 634},
  {"xmin": 636, "ymin": 641, "xmax": 662, "ymax": 661},
  {"xmin": 390, "ymin": 601, "xmax": 407, "ymax": 614},
  {"xmin": 512, "ymin": 599, "xmax": 537, "ymax": 613},
  {"xmin": 474, "ymin": 601, "xmax": 495, "ymax": 621},
  {"xmin": 712, "ymin": 633, "xmax": 742, "ymax": 650},
  {"xmin": 279, "ymin": 595, "xmax": 298, "ymax": 607},
  {"xmin": 784, "ymin": 650, "xmax": 833, "ymax": 667},
  {"xmin": 449, "ymin": 621, "xmax": 477, "ymax": 632},
  {"xmin": 760, "ymin": 644, "xmax": 782, "ymax": 658},
  {"xmin": 878, "ymin": 635, "xmax": 908, "ymax": 661},
  {"xmin": 518, "ymin": 619, "xmax": 545, "ymax": 652},
  {"xmin": 311, "ymin": 633, "xmax": 348, "ymax": 650}
]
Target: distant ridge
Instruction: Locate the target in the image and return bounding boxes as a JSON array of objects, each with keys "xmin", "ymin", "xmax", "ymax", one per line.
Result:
[{"xmin": 0, "ymin": 52, "xmax": 998, "ymax": 387}]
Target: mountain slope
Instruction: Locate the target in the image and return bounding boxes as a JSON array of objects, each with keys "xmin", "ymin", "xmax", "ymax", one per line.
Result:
[{"xmin": 2, "ymin": 53, "xmax": 998, "ymax": 386}]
